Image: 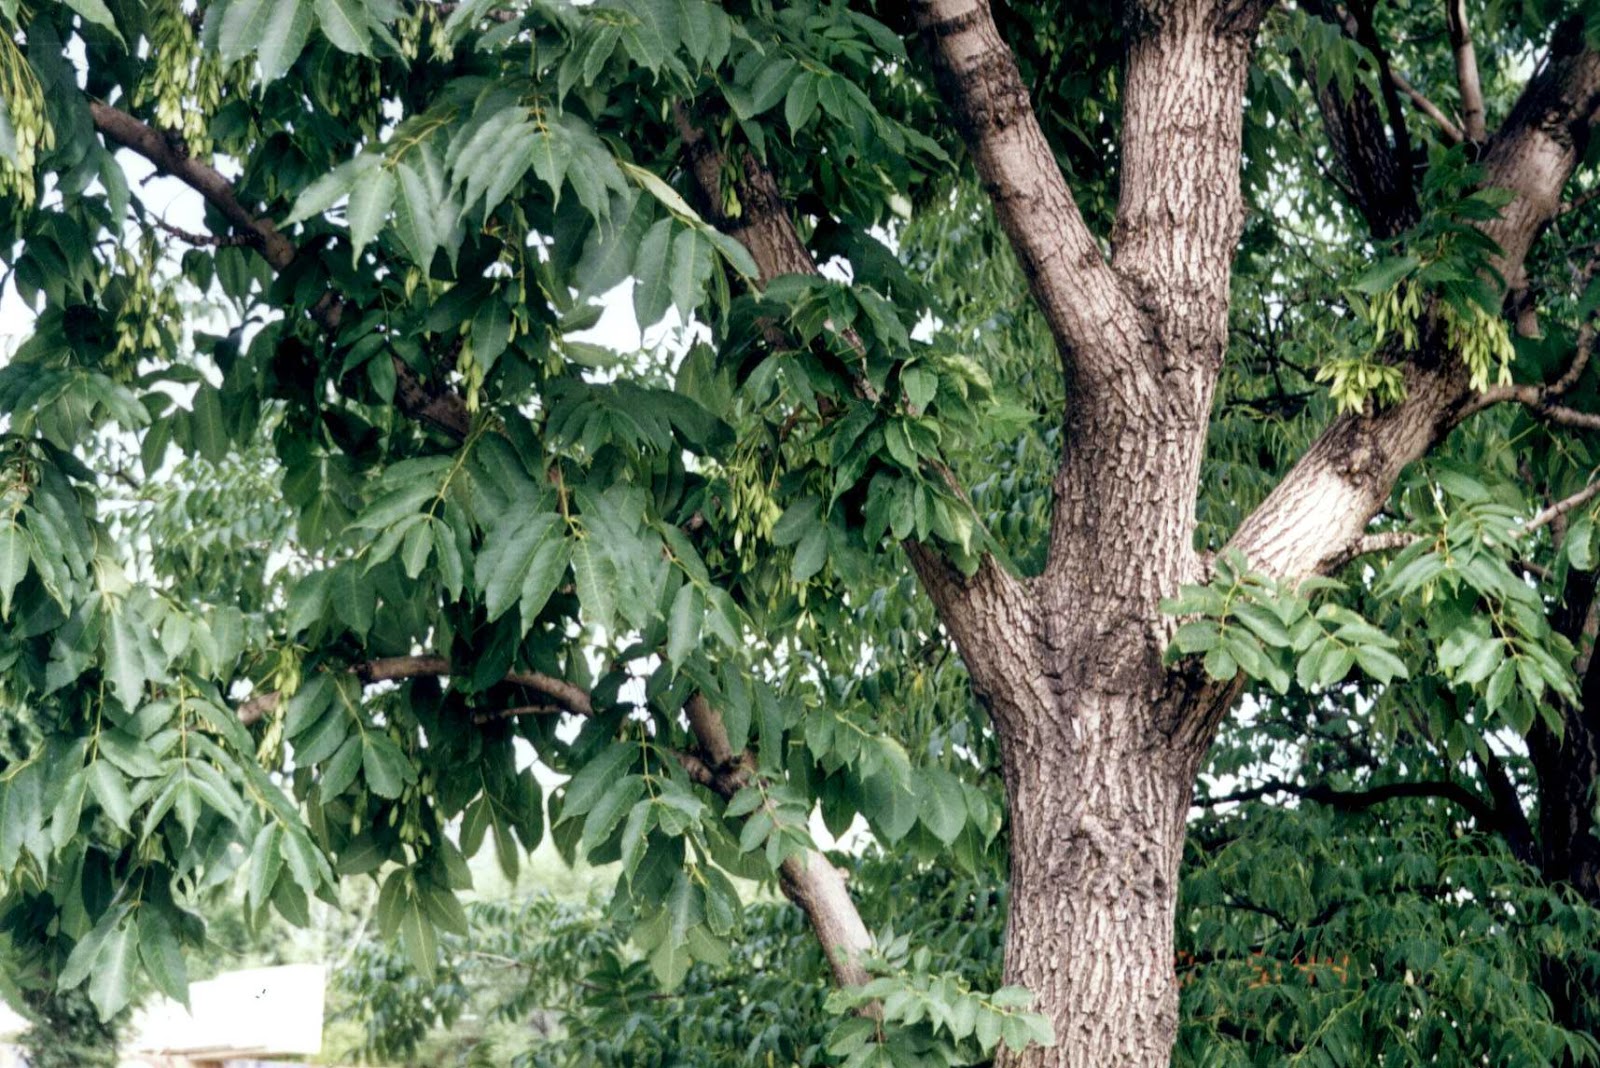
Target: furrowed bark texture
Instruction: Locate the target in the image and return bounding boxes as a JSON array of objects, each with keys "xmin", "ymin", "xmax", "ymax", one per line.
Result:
[
  {"xmin": 915, "ymin": 2, "xmax": 1259, "ymax": 1064},
  {"xmin": 910, "ymin": 3, "xmax": 1600, "ymax": 1066}
]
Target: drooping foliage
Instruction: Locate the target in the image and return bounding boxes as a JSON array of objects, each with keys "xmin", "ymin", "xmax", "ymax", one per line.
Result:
[{"xmin": 0, "ymin": 1, "xmax": 1597, "ymax": 1066}]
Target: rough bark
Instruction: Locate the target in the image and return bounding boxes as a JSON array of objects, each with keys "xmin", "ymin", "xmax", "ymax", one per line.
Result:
[
  {"xmin": 1300, "ymin": 0, "xmax": 1420, "ymax": 238},
  {"xmin": 998, "ymin": 696, "xmax": 1197, "ymax": 1067},
  {"xmin": 914, "ymin": 3, "xmax": 1262, "ymax": 1065},
  {"xmin": 910, "ymin": 4, "xmax": 1599, "ymax": 1065},
  {"xmin": 681, "ymin": 693, "xmax": 876, "ymax": 988},
  {"xmin": 1541, "ymin": 569, "xmax": 1600, "ymax": 906}
]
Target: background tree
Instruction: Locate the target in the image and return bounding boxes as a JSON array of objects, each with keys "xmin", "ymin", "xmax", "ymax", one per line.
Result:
[{"xmin": 0, "ymin": 2, "xmax": 1598, "ymax": 1068}]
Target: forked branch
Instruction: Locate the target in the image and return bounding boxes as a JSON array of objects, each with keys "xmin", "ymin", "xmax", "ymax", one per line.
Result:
[{"xmin": 1223, "ymin": 41, "xmax": 1600, "ymax": 585}]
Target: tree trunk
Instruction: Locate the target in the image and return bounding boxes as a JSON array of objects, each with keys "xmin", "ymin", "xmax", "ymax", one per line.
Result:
[
  {"xmin": 911, "ymin": 6, "xmax": 1598, "ymax": 1067},
  {"xmin": 1541, "ymin": 569, "xmax": 1600, "ymax": 908},
  {"xmin": 998, "ymin": 695, "xmax": 1198, "ymax": 1067}
]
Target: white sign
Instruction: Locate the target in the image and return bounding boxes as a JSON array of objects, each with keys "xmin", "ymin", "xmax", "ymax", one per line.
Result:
[{"xmin": 124, "ymin": 963, "xmax": 326, "ymax": 1058}]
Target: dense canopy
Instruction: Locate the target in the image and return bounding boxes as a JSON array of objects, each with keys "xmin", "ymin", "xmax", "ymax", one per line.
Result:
[{"xmin": 0, "ymin": 1, "xmax": 1599, "ymax": 1066}]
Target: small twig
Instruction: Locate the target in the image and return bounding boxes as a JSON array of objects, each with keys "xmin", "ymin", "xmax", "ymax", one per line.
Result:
[
  {"xmin": 1327, "ymin": 529, "xmax": 1420, "ymax": 569},
  {"xmin": 151, "ymin": 216, "xmax": 257, "ymax": 248},
  {"xmin": 238, "ymin": 655, "xmax": 595, "ymax": 726},
  {"xmin": 1524, "ymin": 478, "xmax": 1600, "ymax": 535},
  {"xmin": 472, "ymin": 703, "xmax": 563, "ymax": 723},
  {"xmin": 1561, "ymin": 185, "xmax": 1600, "ymax": 217},
  {"xmin": 1387, "ymin": 67, "xmax": 1465, "ymax": 144}
]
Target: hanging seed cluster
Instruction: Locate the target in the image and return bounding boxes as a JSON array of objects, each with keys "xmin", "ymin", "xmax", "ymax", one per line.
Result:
[
  {"xmin": 722, "ymin": 440, "xmax": 782, "ymax": 561},
  {"xmin": 1445, "ymin": 301, "xmax": 1516, "ymax": 392},
  {"xmin": 100, "ymin": 232, "xmax": 182, "ymax": 373},
  {"xmin": 133, "ymin": 0, "xmax": 225, "ymax": 155},
  {"xmin": 0, "ymin": 30, "xmax": 53, "ymax": 209}
]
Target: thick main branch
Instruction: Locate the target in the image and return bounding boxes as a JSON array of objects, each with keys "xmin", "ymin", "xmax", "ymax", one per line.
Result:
[
  {"xmin": 913, "ymin": 0, "xmax": 1141, "ymax": 392},
  {"xmin": 1225, "ymin": 41, "xmax": 1600, "ymax": 584}
]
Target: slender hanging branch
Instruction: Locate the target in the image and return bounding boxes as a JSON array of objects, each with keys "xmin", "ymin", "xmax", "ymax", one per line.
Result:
[
  {"xmin": 1199, "ymin": 777, "xmax": 1500, "ymax": 828},
  {"xmin": 233, "ymin": 653, "xmax": 876, "ymax": 987},
  {"xmin": 672, "ymin": 101, "xmax": 1034, "ymax": 711}
]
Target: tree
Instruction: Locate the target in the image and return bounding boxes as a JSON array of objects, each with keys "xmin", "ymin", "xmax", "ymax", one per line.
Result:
[{"xmin": 0, "ymin": 1, "xmax": 1598, "ymax": 1067}]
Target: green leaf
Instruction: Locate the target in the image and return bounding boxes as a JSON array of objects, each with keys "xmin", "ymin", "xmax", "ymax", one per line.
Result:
[
  {"xmin": 63, "ymin": 0, "xmax": 125, "ymax": 45},
  {"xmin": 87, "ymin": 920, "xmax": 137, "ymax": 1020},
  {"xmin": 650, "ymin": 870, "xmax": 702, "ymax": 988},
  {"xmin": 400, "ymin": 895, "xmax": 438, "ymax": 976},
  {"xmin": 622, "ymin": 161, "xmax": 699, "ymax": 222},
  {"xmin": 619, "ymin": 800, "xmax": 654, "ymax": 880},
  {"xmin": 320, "ymin": 734, "xmax": 364, "ymax": 797},
  {"xmin": 669, "ymin": 227, "xmax": 714, "ymax": 316},
  {"xmin": 785, "ymin": 71, "xmax": 822, "ymax": 133},
  {"xmin": 362, "ymin": 733, "xmax": 415, "ymax": 799},
  {"xmin": 1202, "ymin": 646, "xmax": 1238, "ymax": 681},
  {"xmin": 257, "ymin": 0, "xmax": 314, "ymax": 81},
  {"xmin": 633, "ymin": 218, "xmax": 675, "ymax": 327},
  {"xmin": 315, "ymin": 0, "xmax": 373, "ymax": 54},
  {"xmin": 528, "ymin": 124, "xmax": 570, "ymax": 202},
  {"xmin": 218, "ymin": 0, "xmax": 274, "ymax": 61},
  {"xmin": 1350, "ymin": 254, "xmax": 1419, "ymax": 295},
  {"xmin": 87, "ymin": 760, "xmax": 134, "ymax": 833},
  {"xmin": 248, "ymin": 823, "xmax": 284, "ymax": 913},
  {"xmin": 97, "ymin": 728, "xmax": 163, "ymax": 778},
  {"xmin": 475, "ymin": 511, "xmax": 569, "ymax": 633},
  {"xmin": 471, "ymin": 297, "xmax": 512, "ymax": 374},
  {"xmin": 1567, "ymin": 513, "xmax": 1596, "ymax": 570},
  {"xmin": 1353, "ymin": 645, "xmax": 1409, "ymax": 685},
  {"xmin": 190, "ymin": 385, "xmax": 229, "ymax": 463},
  {"xmin": 580, "ymin": 774, "xmax": 645, "ymax": 858},
  {"xmin": 561, "ymin": 741, "xmax": 639, "ymax": 821},
  {"xmin": 1171, "ymin": 620, "xmax": 1220, "ymax": 655},
  {"xmin": 348, "ymin": 165, "xmax": 396, "ymax": 263},
  {"xmin": 393, "ymin": 158, "xmax": 442, "ymax": 268},
  {"xmin": 792, "ymin": 524, "xmax": 827, "ymax": 583},
  {"xmin": 138, "ymin": 906, "xmax": 190, "ymax": 1008},
  {"xmin": 918, "ymin": 767, "xmax": 965, "ymax": 846},
  {"xmin": 748, "ymin": 57, "xmax": 797, "ymax": 115},
  {"xmin": 1456, "ymin": 637, "xmax": 1504, "ymax": 686},
  {"xmin": 666, "ymin": 582, "xmax": 703, "ymax": 670},
  {"xmin": 1233, "ymin": 603, "xmax": 1293, "ymax": 648},
  {"xmin": 0, "ymin": 522, "xmax": 28, "ymax": 618},
  {"xmin": 1486, "ymin": 658, "xmax": 1517, "ymax": 714},
  {"xmin": 572, "ymin": 537, "xmax": 617, "ymax": 634},
  {"xmin": 285, "ymin": 157, "xmax": 372, "ymax": 226}
]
